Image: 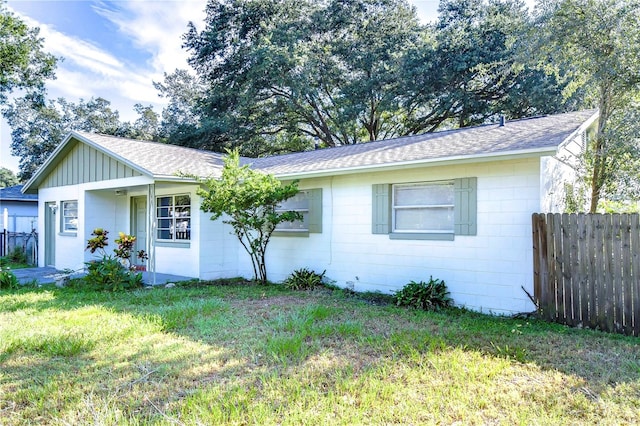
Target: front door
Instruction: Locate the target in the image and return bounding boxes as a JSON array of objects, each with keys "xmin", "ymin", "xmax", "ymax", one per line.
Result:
[
  {"xmin": 44, "ymin": 202, "xmax": 56, "ymax": 266},
  {"xmin": 131, "ymin": 196, "xmax": 147, "ymax": 269}
]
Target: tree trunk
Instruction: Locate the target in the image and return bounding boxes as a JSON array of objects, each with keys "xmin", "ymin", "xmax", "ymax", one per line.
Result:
[{"xmin": 589, "ymin": 84, "xmax": 613, "ymax": 213}]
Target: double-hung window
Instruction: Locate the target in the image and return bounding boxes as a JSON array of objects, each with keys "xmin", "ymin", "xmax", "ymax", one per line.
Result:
[
  {"xmin": 61, "ymin": 200, "xmax": 78, "ymax": 233},
  {"xmin": 373, "ymin": 177, "xmax": 476, "ymax": 240},
  {"xmin": 157, "ymin": 195, "xmax": 191, "ymax": 241},
  {"xmin": 274, "ymin": 188, "xmax": 322, "ymax": 236},
  {"xmin": 393, "ymin": 181, "xmax": 455, "ymax": 233}
]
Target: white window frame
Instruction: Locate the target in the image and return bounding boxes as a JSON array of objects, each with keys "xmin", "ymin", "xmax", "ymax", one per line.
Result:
[
  {"xmin": 61, "ymin": 200, "xmax": 78, "ymax": 234},
  {"xmin": 156, "ymin": 194, "xmax": 191, "ymax": 241},
  {"xmin": 392, "ymin": 180, "xmax": 455, "ymax": 234}
]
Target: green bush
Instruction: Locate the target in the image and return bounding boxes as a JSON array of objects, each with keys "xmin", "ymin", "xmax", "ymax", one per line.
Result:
[
  {"xmin": 85, "ymin": 257, "xmax": 143, "ymax": 291},
  {"xmin": 283, "ymin": 268, "xmax": 326, "ymax": 290},
  {"xmin": 83, "ymin": 228, "xmax": 146, "ymax": 291},
  {"xmin": 394, "ymin": 277, "xmax": 452, "ymax": 311},
  {"xmin": 7, "ymin": 246, "xmax": 27, "ymax": 264},
  {"xmin": 0, "ymin": 266, "xmax": 19, "ymax": 290}
]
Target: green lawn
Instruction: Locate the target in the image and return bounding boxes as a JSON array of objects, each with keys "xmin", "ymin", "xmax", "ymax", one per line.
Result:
[{"xmin": 1, "ymin": 281, "xmax": 639, "ymax": 425}]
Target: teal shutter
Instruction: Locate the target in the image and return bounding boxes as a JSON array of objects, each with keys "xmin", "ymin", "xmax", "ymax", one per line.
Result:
[
  {"xmin": 454, "ymin": 177, "xmax": 477, "ymax": 236},
  {"xmin": 372, "ymin": 184, "xmax": 391, "ymax": 234},
  {"xmin": 307, "ymin": 188, "xmax": 322, "ymax": 233}
]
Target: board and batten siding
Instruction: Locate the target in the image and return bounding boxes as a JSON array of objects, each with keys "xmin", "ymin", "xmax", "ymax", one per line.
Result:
[{"xmin": 41, "ymin": 142, "xmax": 142, "ymax": 188}]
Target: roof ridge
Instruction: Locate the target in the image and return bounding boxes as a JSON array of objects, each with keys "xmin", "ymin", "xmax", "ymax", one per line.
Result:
[{"xmin": 77, "ymin": 131, "xmax": 229, "ymax": 159}]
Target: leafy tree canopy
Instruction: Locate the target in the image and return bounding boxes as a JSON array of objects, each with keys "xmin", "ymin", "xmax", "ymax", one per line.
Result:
[
  {"xmin": 0, "ymin": 1, "xmax": 57, "ymax": 104},
  {"xmin": 180, "ymin": 0, "xmax": 423, "ymax": 154},
  {"xmin": 0, "ymin": 167, "xmax": 19, "ymax": 187},
  {"xmin": 533, "ymin": 0, "xmax": 640, "ymax": 211},
  {"xmin": 5, "ymin": 96, "xmax": 162, "ymax": 181},
  {"xmin": 163, "ymin": 0, "xmax": 581, "ymax": 155}
]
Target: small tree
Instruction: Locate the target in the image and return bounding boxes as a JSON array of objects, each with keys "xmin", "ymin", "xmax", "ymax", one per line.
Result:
[{"xmin": 197, "ymin": 150, "xmax": 300, "ymax": 284}]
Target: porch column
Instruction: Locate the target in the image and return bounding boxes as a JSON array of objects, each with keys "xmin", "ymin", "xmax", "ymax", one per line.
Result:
[{"xmin": 147, "ymin": 184, "xmax": 157, "ymax": 285}]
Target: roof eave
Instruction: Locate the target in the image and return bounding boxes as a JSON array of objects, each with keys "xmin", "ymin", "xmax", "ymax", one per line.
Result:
[
  {"xmin": 557, "ymin": 110, "xmax": 599, "ymax": 151},
  {"xmin": 0, "ymin": 197, "xmax": 37, "ymax": 202},
  {"xmin": 271, "ymin": 146, "xmax": 560, "ymax": 180},
  {"xmin": 153, "ymin": 175, "xmax": 200, "ymax": 183}
]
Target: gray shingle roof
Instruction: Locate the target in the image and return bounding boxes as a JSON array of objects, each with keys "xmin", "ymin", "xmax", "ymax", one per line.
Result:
[
  {"xmin": 32, "ymin": 109, "xmax": 595, "ymax": 190},
  {"xmin": 75, "ymin": 131, "xmax": 227, "ymax": 179},
  {"xmin": 250, "ymin": 110, "xmax": 598, "ymax": 176},
  {"xmin": 0, "ymin": 185, "xmax": 37, "ymax": 201}
]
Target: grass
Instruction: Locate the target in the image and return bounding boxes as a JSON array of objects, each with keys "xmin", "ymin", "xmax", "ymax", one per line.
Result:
[
  {"xmin": 0, "ymin": 259, "xmax": 32, "ymax": 270},
  {"xmin": 1, "ymin": 281, "xmax": 639, "ymax": 425}
]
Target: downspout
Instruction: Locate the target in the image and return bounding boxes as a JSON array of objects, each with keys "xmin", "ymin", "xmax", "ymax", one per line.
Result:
[{"xmin": 148, "ymin": 183, "xmax": 157, "ymax": 285}]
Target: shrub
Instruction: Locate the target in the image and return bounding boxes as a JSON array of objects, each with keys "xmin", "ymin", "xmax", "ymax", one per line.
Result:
[
  {"xmin": 7, "ymin": 246, "xmax": 27, "ymax": 264},
  {"xmin": 394, "ymin": 277, "xmax": 452, "ymax": 311},
  {"xmin": 0, "ymin": 266, "xmax": 19, "ymax": 290},
  {"xmin": 85, "ymin": 257, "xmax": 142, "ymax": 291},
  {"xmin": 283, "ymin": 268, "xmax": 326, "ymax": 290},
  {"xmin": 84, "ymin": 228, "xmax": 147, "ymax": 291}
]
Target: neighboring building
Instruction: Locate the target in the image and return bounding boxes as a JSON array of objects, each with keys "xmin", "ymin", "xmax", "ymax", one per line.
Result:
[
  {"xmin": 0, "ymin": 185, "xmax": 38, "ymax": 233},
  {"xmin": 23, "ymin": 110, "xmax": 598, "ymax": 314}
]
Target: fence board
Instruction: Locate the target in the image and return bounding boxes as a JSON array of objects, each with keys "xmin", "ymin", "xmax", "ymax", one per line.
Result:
[
  {"xmin": 577, "ymin": 214, "xmax": 589, "ymax": 326},
  {"xmin": 533, "ymin": 213, "xmax": 640, "ymax": 337},
  {"xmin": 532, "ymin": 216, "xmax": 540, "ymax": 292},
  {"xmin": 545, "ymin": 214, "xmax": 556, "ymax": 320},
  {"xmin": 631, "ymin": 215, "xmax": 640, "ymax": 336},
  {"xmin": 553, "ymin": 214, "xmax": 565, "ymax": 322},
  {"xmin": 568, "ymin": 214, "xmax": 581, "ymax": 325},
  {"xmin": 588, "ymin": 215, "xmax": 599, "ymax": 329},
  {"xmin": 602, "ymin": 214, "xmax": 614, "ymax": 333},
  {"xmin": 619, "ymin": 214, "xmax": 630, "ymax": 334},
  {"xmin": 559, "ymin": 214, "xmax": 571, "ymax": 323}
]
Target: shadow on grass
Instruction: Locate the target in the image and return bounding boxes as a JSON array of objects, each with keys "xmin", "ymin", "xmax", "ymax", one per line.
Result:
[{"xmin": 1, "ymin": 280, "xmax": 640, "ymax": 423}]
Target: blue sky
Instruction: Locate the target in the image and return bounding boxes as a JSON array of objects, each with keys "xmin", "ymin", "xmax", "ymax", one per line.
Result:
[{"xmin": 1, "ymin": 0, "xmax": 534, "ymax": 174}]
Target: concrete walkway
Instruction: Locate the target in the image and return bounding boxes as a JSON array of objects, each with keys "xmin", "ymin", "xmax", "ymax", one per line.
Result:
[{"xmin": 11, "ymin": 266, "xmax": 196, "ymax": 286}]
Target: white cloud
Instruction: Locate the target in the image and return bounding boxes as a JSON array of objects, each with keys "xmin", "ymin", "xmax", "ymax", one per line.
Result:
[
  {"xmin": 8, "ymin": 5, "xmax": 169, "ymax": 119},
  {"xmin": 18, "ymin": 14, "xmax": 125, "ymax": 78},
  {"xmin": 93, "ymin": 0, "xmax": 207, "ymax": 78},
  {"xmin": 2, "ymin": 2, "xmax": 206, "ymax": 171}
]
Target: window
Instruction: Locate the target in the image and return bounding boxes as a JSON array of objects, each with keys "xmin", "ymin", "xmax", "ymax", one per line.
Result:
[
  {"xmin": 274, "ymin": 188, "xmax": 322, "ymax": 235},
  {"xmin": 61, "ymin": 200, "xmax": 78, "ymax": 233},
  {"xmin": 372, "ymin": 178, "xmax": 477, "ymax": 240},
  {"xmin": 157, "ymin": 195, "xmax": 191, "ymax": 241},
  {"xmin": 393, "ymin": 181, "xmax": 454, "ymax": 233}
]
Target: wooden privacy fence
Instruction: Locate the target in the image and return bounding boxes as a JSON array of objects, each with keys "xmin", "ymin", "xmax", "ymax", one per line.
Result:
[{"xmin": 532, "ymin": 213, "xmax": 640, "ymax": 336}]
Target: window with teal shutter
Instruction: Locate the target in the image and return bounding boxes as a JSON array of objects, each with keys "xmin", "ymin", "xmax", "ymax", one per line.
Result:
[
  {"xmin": 307, "ymin": 188, "xmax": 322, "ymax": 233},
  {"xmin": 274, "ymin": 188, "xmax": 323, "ymax": 236},
  {"xmin": 372, "ymin": 184, "xmax": 391, "ymax": 234},
  {"xmin": 372, "ymin": 178, "xmax": 477, "ymax": 239},
  {"xmin": 454, "ymin": 177, "xmax": 477, "ymax": 236}
]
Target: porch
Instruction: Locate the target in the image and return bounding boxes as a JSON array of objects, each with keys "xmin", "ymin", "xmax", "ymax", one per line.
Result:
[{"xmin": 12, "ymin": 266, "xmax": 195, "ymax": 287}]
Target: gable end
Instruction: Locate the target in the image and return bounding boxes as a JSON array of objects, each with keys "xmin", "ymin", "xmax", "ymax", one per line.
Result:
[{"xmin": 41, "ymin": 141, "xmax": 142, "ymax": 188}]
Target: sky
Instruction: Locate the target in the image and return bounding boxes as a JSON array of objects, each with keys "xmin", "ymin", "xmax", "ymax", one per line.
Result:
[{"xmin": 0, "ymin": 0, "xmax": 536, "ymax": 174}]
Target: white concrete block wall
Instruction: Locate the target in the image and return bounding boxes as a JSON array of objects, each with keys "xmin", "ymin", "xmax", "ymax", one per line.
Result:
[
  {"xmin": 37, "ymin": 185, "xmax": 85, "ymax": 271},
  {"xmin": 263, "ymin": 158, "xmax": 542, "ymax": 314},
  {"xmin": 541, "ymin": 131, "xmax": 583, "ymax": 212},
  {"xmin": 84, "ymin": 190, "xmax": 121, "ymax": 265},
  {"xmin": 198, "ymin": 207, "xmax": 241, "ymax": 280}
]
